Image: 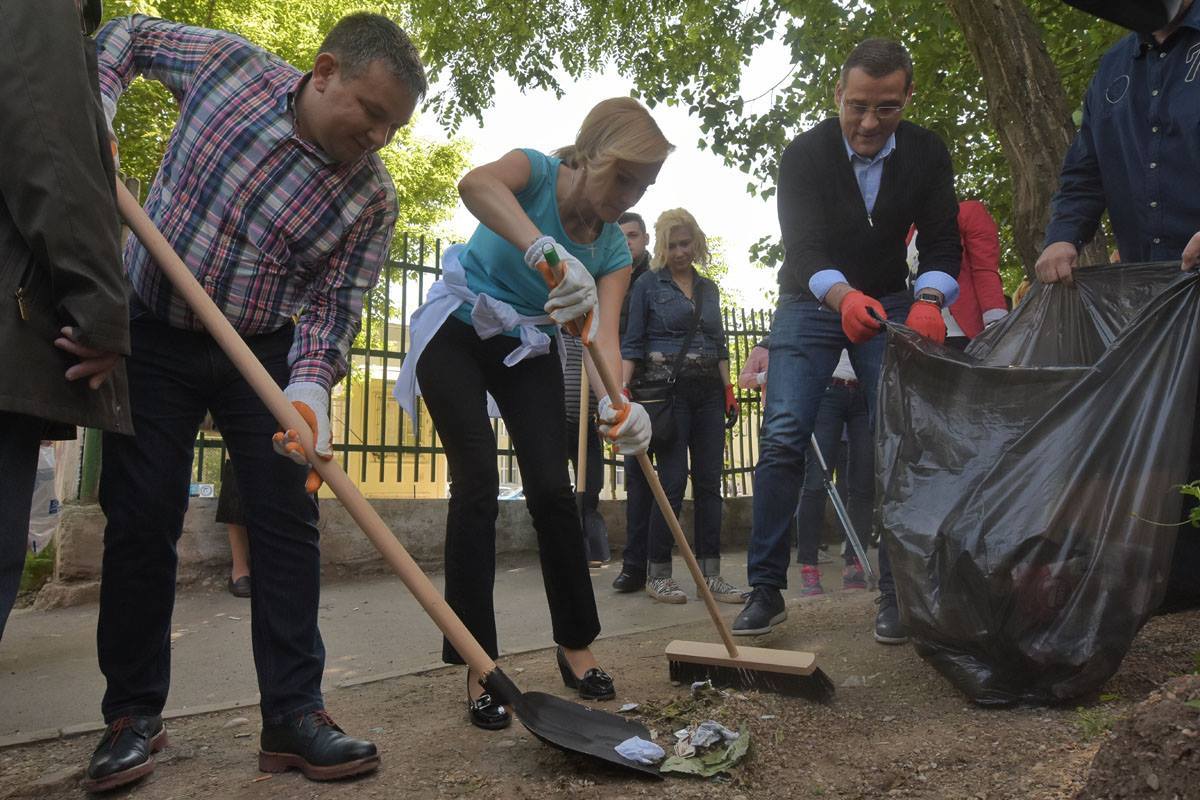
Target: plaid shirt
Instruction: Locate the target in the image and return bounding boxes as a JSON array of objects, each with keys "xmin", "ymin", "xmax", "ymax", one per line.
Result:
[{"xmin": 96, "ymin": 15, "xmax": 398, "ymax": 389}]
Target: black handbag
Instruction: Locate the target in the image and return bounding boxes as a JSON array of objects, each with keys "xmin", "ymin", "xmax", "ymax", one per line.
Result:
[{"xmin": 631, "ymin": 283, "xmax": 705, "ymax": 450}]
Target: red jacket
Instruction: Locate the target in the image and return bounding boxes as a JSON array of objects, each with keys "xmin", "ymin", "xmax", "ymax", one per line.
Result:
[{"xmin": 948, "ymin": 200, "xmax": 1006, "ymax": 338}]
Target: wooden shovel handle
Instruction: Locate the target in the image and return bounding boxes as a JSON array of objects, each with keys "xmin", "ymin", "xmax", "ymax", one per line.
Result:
[{"xmin": 114, "ymin": 181, "xmax": 499, "ymax": 680}]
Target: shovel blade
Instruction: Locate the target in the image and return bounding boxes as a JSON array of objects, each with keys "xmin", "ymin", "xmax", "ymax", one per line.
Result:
[{"xmin": 513, "ymin": 692, "xmax": 664, "ymax": 779}]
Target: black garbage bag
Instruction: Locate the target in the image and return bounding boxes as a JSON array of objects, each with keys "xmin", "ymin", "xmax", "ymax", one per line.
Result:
[{"xmin": 877, "ymin": 262, "xmax": 1200, "ymax": 705}]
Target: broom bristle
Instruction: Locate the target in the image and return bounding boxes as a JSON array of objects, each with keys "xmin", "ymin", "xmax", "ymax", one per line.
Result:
[{"xmin": 668, "ymin": 657, "xmax": 836, "ymax": 703}]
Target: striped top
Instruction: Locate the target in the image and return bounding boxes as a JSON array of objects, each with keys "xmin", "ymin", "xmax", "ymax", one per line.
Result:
[{"xmin": 96, "ymin": 15, "xmax": 398, "ymax": 389}]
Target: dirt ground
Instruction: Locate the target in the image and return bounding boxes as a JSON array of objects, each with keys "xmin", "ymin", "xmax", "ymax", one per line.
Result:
[{"xmin": 2, "ymin": 591, "xmax": 1197, "ymax": 800}]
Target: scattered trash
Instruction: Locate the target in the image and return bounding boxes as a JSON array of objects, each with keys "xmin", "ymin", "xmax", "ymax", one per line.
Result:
[
  {"xmin": 251, "ymin": 775, "xmax": 272, "ymax": 783},
  {"xmin": 690, "ymin": 721, "xmax": 739, "ymax": 749},
  {"xmin": 841, "ymin": 672, "xmax": 880, "ymax": 688},
  {"xmin": 228, "ymin": 616, "xmax": 242, "ymax": 621},
  {"xmin": 674, "ymin": 740, "xmax": 696, "ymax": 758},
  {"xmin": 614, "ymin": 736, "xmax": 665, "ymax": 765},
  {"xmin": 618, "ymin": 703, "xmax": 639, "ymax": 713},
  {"xmin": 759, "ymin": 714, "xmax": 777, "ymax": 720},
  {"xmin": 690, "ymin": 679, "xmax": 727, "ymax": 700},
  {"xmin": 660, "ymin": 726, "xmax": 751, "ymax": 777},
  {"xmin": 233, "ymin": 732, "xmax": 251, "ymax": 739},
  {"xmin": 221, "ymin": 717, "xmax": 249, "ymax": 729}
]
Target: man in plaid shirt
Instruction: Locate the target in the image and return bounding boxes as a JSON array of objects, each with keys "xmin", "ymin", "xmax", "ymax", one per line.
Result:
[{"xmin": 84, "ymin": 13, "xmax": 424, "ymax": 792}]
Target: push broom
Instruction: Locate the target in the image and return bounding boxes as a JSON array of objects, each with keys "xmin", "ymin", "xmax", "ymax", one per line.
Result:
[{"xmin": 538, "ymin": 247, "xmax": 834, "ymax": 701}]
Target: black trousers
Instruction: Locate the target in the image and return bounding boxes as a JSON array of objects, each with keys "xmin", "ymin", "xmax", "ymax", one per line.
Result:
[
  {"xmin": 0, "ymin": 412, "xmax": 43, "ymax": 643},
  {"xmin": 417, "ymin": 317, "xmax": 601, "ymax": 664},
  {"xmin": 98, "ymin": 312, "xmax": 323, "ymax": 724}
]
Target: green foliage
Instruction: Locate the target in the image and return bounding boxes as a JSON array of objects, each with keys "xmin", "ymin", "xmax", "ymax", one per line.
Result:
[
  {"xmin": 19, "ymin": 540, "xmax": 56, "ymax": 596},
  {"xmin": 413, "ymin": 1, "xmax": 1123, "ymax": 281},
  {"xmin": 99, "ymin": 0, "xmax": 469, "ymax": 244},
  {"xmin": 1073, "ymin": 704, "xmax": 1117, "ymax": 740},
  {"xmin": 1181, "ymin": 481, "xmax": 1200, "ymax": 528}
]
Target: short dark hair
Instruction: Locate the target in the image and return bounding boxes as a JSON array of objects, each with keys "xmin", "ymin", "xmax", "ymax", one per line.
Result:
[
  {"xmin": 618, "ymin": 211, "xmax": 646, "ymax": 232},
  {"xmin": 318, "ymin": 13, "xmax": 428, "ymax": 101},
  {"xmin": 840, "ymin": 38, "xmax": 913, "ymax": 90}
]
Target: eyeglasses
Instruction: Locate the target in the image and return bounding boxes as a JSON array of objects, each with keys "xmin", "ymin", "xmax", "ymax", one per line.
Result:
[{"xmin": 840, "ymin": 100, "xmax": 907, "ymax": 120}]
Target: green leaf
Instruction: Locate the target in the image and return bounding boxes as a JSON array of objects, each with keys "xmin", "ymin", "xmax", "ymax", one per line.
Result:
[{"xmin": 1185, "ymin": 699, "xmax": 1200, "ymax": 711}]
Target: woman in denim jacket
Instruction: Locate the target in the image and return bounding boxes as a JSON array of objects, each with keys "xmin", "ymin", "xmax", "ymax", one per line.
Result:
[{"xmin": 620, "ymin": 209, "xmax": 745, "ymax": 604}]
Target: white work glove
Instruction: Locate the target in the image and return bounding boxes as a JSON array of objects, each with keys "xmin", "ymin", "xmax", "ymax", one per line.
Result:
[
  {"xmin": 271, "ymin": 381, "xmax": 332, "ymax": 493},
  {"xmin": 524, "ymin": 236, "xmax": 598, "ymax": 334},
  {"xmin": 597, "ymin": 394, "xmax": 652, "ymax": 455}
]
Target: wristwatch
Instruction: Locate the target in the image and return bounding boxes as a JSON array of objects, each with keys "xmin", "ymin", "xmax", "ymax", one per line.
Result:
[{"xmin": 915, "ymin": 291, "xmax": 943, "ymax": 308}]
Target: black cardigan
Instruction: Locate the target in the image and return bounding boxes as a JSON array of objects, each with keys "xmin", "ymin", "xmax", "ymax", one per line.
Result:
[{"xmin": 775, "ymin": 118, "xmax": 961, "ymax": 299}]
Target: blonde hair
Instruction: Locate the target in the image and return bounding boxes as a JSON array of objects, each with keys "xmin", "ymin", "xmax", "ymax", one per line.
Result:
[
  {"xmin": 553, "ymin": 97, "xmax": 674, "ymax": 178},
  {"xmin": 651, "ymin": 208, "xmax": 709, "ymax": 271}
]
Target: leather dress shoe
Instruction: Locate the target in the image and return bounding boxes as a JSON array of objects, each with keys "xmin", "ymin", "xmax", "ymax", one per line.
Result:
[
  {"xmin": 82, "ymin": 715, "xmax": 168, "ymax": 793},
  {"xmin": 259, "ymin": 710, "xmax": 379, "ymax": 780},
  {"xmin": 611, "ymin": 571, "xmax": 645, "ymax": 593},
  {"xmin": 555, "ymin": 646, "xmax": 615, "ymax": 701},
  {"xmin": 467, "ymin": 690, "xmax": 512, "ymax": 731},
  {"xmin": 874, "ymin": 594, "xmax": 910, "ymax": 645}
]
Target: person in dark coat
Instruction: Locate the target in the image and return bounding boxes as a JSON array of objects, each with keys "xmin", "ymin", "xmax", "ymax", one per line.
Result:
[{"xmin": 0, "ymin": 0, "xmax": 131, "ymax": 643}]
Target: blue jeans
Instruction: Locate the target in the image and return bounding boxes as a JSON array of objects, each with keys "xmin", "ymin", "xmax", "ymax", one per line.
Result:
[
  {"xmin": 647, "ymin": 376, "xmax": 726, "ymax": 578},
  {"xmin": 795, "ymin": 380, "xmax": 873, "ymax": 566},
  {"xmin": 98, "ymin": 310, "xmax": 323, "ymax": 725},
  {"xmin": 748, "ymin": 291, "xmax": 911, "ymax": 596}
]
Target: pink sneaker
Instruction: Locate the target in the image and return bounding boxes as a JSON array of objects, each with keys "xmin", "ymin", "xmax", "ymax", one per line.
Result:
[
  {"xmin": 842, "ymin": 559, "xmax": 867, "ymax": 590},
  {"xmin": 799, "ymin": 564, "xmax": 824, "ymax": 597}
]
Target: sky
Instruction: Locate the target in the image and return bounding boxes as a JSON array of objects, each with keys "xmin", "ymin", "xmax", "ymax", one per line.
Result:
[{"xmin": 411, "ymin": 38, "xmax": 801, "ymax": 308}]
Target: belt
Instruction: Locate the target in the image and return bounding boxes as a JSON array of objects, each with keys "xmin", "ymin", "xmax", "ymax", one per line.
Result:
[{"xmin": 829, "ymin": 377, "xmax": 859, "ymax": 389}]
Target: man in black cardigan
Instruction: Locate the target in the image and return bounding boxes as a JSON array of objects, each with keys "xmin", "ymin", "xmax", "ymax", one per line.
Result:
[{"xmin": 734, "ymin": 39, "xmax": 961, "ymax": 644}]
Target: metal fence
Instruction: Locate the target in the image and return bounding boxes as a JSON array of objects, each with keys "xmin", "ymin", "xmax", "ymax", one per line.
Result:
[{"xmin": 193, "ymin": 237, "xmax": 773, "ymax": 500}]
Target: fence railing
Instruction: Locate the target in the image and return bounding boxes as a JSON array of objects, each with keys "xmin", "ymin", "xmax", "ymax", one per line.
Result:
[{"xmin": 193, "ymin": 237, "xmax": 772, "ymax": 500}]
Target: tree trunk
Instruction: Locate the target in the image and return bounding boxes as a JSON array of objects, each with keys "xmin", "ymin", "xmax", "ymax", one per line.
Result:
[{"xmin": 946, "ymin": 0, "xmax": 1108, "ymax": 274}]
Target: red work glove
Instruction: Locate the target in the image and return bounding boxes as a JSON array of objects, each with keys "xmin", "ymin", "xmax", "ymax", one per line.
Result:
[
  {"xmin": 839, "ymin": 290, "xmax": 885, "ymax": 343},
  {"xmin": 904, "ymin": 300, "xmax": 947, "ymax": 344},
  {"xmin": 724, "ymin": 384, "xmax": 739, "ymax": 430}
]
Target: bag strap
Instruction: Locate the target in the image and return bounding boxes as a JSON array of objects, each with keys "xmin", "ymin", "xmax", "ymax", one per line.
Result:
[{"xmin": 666, "ymin": 281, "xmax": 706, "ymax": 384}]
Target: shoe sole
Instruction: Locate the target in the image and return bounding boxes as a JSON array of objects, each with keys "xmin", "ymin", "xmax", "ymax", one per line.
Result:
[
  {"xmin": 708, "ymin": 593, "xmax": 748, "ymax": 604},
  {"xmin": 731, "ymin": 609, "xmax": 788, "ymax": 636},
  {"xmin": 646, "ymin": 588, "xmax": 687, "ymax": 604},
  {"xmin": 467, "ymin": 712, "xmax": 513, "ymax": 731},
  {"xmin": 81, "ymin": 728, "xmax": 168, "ymax": 793},
  {"xmin": 874, "ymin": 632, "xmax": 910, "ymax": 645},
  {"xmin": 258, "ymin": 751, "xmax": 380, "ymax": 781}
]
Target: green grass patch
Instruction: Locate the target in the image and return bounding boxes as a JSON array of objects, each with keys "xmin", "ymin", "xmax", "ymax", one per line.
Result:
[
  {"xmin": 19, "ymin": 540, "xmax": 55, "ymax": 595},
  {"xmin": 1074, "ymin": 705, "xmax": 1118, "ymax": 740}
]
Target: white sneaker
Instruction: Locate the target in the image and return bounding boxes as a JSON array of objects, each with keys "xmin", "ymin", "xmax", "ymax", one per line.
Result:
[
  {"xmin": 646, "ymin": 577, "xmax": 687, "ymax": 604},
  {"xmin": 704, "ymin": 575, "xmax": 749, "ymax": 604}
]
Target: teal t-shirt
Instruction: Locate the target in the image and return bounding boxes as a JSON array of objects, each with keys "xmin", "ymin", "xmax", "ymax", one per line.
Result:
[{"xmin": 452, "ymin": 148, "xmax": 632, "ymax": 336}]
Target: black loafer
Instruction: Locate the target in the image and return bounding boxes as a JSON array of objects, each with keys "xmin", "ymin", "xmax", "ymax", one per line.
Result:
[
  {"xmin": 228, "ymin": 575, "xmax": 251, "ymax": 598},
  {"xmin": 468, "ymin": 692, "xmax": 512, "ymax": 730},
  {"xmin": 555, "ymin": 646, "xmax": 615, "ymax": 701},
  {"xmin": 82, "ymin": 715, "xmax": 168, "ymax": 793},
  {"xmin": 611, "ymin": 571, "xmax": 646, "ymax": 593},
  {"xmin": 259, "ymin": 710, "xmax": 379, "ymax": 781},
  {"xmin": 874, "ymin": 594, "xmax": 909, "ymax": 645}
]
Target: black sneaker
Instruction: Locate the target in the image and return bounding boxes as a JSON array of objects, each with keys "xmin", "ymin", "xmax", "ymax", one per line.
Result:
[
  {"xmin": 874, "ymin": 594, "xmax": 909, "ymax": 645},
  {"xmin": 611, "ymin": 570, "xmax": 646, "ymax": 593},
  {"xmin": 731, "ymin": 586, "xmax": 787, "ymax": 636},
  {"xmin": 82, "ymin": 715, "xmax": 167, "ymax": 793}
]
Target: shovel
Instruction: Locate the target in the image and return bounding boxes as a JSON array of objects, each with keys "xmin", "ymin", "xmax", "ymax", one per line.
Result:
[{"xmin": 114, "ymin": 181, "xmax": 662, "ymax": 779}]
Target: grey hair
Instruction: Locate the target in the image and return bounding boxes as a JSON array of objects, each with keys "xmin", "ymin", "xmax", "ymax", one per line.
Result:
[
  {"xmin": 318, "ymin": 13, "xmax": 428, "ymax": 100},
  {"xmin": 840, "ymin": 38, "xmax": 913, "ymax": 90}
]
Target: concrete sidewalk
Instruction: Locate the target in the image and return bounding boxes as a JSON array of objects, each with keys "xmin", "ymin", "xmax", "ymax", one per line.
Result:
[{"xmin": 0, "ymin": 551, "xmax": 771, "ymax": 745}]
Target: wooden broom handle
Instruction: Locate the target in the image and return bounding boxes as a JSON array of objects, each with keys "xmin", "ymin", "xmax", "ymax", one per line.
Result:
[
  {"xmin": 576, "ymin": 362, "xmax": 590, "ymax": 495},
  {"xmin": 114, "ymin": 181, "xmax": 499, "ymax": 679},
  {"xmin": 583, "ymin": 342, "xmax": 741, "ymax": 658}
]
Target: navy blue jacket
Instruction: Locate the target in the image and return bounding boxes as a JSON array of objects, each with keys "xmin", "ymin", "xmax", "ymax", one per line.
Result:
[{"xmin": 1045, "ymin": 3, "xmax": 1200, "ymax": 261}]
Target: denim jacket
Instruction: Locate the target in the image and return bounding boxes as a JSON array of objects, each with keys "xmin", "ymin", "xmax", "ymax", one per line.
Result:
[{"xmin": 621, "ymin": 268, "xmax": 729, "ymax": 382}]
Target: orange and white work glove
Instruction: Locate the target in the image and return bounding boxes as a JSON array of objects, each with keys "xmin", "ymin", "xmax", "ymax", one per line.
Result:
[
  {"xmin": 524, "ymin": 236, "xmax": 599, "ymax": 342},
  {"xmin": 597, "ymin": 394, "xmax": 652, "ymax": 455},
  {"xmin": 904, "ymin": 299, "xmax": 947, "ymax": 344},
  {"xmin": 271, "ymin": 381, "xmax": 333, "ymax": 494},
  {"xmin": 839, "ymin": 290, "xmax": 886, "ymax": 343}
]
